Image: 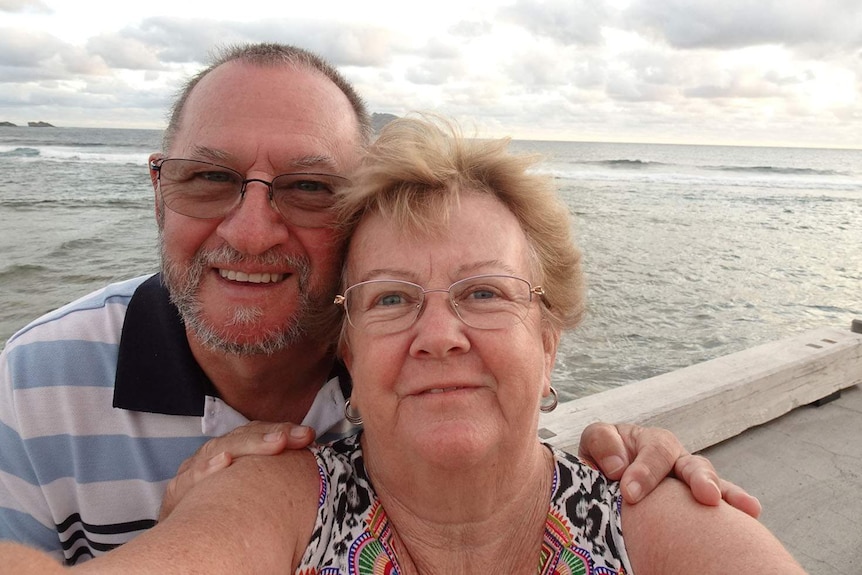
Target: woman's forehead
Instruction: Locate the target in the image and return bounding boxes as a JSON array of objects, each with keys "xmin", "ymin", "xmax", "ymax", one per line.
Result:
[{"xmin": 347, "ymin": 193, "xmax": 531, "ymax": 280}]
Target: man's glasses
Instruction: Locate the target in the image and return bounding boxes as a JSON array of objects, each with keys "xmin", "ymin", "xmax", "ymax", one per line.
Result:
[
  {"xmin": 334, "ymin": 274, "xmax": 545, "ymax": 335},
  {"xmin": 150, "ymin": 158, "xmax": 350, "ymax": 228}
]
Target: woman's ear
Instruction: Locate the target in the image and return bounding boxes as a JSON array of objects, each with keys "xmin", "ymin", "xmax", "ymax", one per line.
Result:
[{"xmin": 541, "ymin": 327, "xmax": 561, "ymax": 393}]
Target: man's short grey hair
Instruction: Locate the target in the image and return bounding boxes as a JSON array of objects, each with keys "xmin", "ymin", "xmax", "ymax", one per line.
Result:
[{"xmin": 162, "ymin": 42, "xmax": 372, "ymax": 151}]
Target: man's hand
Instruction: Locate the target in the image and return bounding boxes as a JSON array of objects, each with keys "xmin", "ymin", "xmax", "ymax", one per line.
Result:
[
  {"xmin": 159, "ymin": 421, "xmax": 315, "ymax": 521},
  {"xmin": 579, "ymin": 422, "xmax": 762, "ymax": 518}
]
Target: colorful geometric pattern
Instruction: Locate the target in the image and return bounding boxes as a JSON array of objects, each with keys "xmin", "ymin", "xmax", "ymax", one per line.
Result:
[{"xmin": 295, "ymin": 436, "xmax": 632, "ymax": 574}]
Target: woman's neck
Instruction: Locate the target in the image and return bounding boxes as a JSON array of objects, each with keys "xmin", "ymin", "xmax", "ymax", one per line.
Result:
[{"xmin": 362, "ymin": 436, "xmax": 556, "ymax": 574}]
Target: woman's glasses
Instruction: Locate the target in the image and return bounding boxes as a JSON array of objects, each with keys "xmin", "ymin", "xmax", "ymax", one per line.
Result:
[{"xmin": 334, "ymin": 274, "xmax": 545, "ymax": 334}]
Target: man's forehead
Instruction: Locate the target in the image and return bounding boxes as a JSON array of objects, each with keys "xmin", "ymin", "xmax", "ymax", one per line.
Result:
[{"xmin": 169, "ymin": 62, "xmax": 363, "ymax": 171}]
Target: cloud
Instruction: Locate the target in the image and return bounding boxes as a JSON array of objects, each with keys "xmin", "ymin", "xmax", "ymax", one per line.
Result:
[
  {"xmin": 624, "ymin": 0, "xmax": 862, "ymax": 53},
  {"xmin": 0, "ymin": 28, "xmax": 64, "ymax": 66},
  {"xmin": 0, "ymin": 0, "xmax": 50, "ymax": 13},
  {"xmin": 501, "ymin": 0, "xmax": 613, "ymax": 46},
  {"xmin": 87, "ymin": 34, "xmax": 165, "ymax": 70},
  {"xmin": 117, "ymin": 17, "xmax": 398, "ymax": 69}
]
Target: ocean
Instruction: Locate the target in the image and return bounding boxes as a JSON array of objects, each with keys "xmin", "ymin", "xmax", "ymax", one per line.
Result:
[{"xmin": 1, "ymin": 126, "xmax": 860, "ymax": 400}]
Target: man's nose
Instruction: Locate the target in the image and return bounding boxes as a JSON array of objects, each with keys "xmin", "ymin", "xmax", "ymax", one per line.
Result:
[{"xmin": 216, "ymin": 181, "xmax": 291, "ymax": 255}]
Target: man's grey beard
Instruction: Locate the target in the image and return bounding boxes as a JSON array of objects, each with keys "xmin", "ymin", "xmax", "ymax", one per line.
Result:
[{"xmin": 159, "ymin": 236, "xmax": 324, "ymax": 356}]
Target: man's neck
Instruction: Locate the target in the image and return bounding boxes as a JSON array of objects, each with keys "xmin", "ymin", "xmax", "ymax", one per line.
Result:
[{"xmin": 188, "ymin": 334, "xmax": 335, "ymax": 423}]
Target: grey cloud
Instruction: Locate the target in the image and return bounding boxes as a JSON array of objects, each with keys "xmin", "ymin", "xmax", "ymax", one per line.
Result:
[
  {"xmin": 58, "ymin": 46, "xmax": 110, "ymax": 75},
  {"xmin": 405, "ymin": 57, "xmax": 466, "ymax": 85},
  {"xmin": 684, "ymin": 79, "xmax": 783, "ymax": 99},
  {"xmin": 0, "ymin": 28, "xmax": 64, "ymax": 66},
  {"xmin": 0, "ymin": 0, "xmax": 50, "ymax": 13},
  {"xmin": 87, "ymin": 34, "xmax": 166, "ymax": 70},
  {"xmin": 119, "ymin": 17, "xmax": 397, "ymax": 69},
  {"xmin": 449, "ymin": 19, "xmax": 493, "ymax": 39},
  {"xmin": 606, "ymin": 75, "xmax": 675, "ymax": 102},
  {"xmin": 500, "ymin": 0, "xmax": 612, "ymax": 46},
  {"xmin": 506, "ymin": 48, "xmax": 573, "ymax": 88},
  {"xmin": 625, "ymin": 0, "xmax": 862, "ymax": 51}
]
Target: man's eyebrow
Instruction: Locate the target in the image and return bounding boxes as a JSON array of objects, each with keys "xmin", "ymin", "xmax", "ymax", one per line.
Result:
[
  {"xmin": 189, "ymin": 146, "xmax": 232, "ymax": 163},
  {"xmin": 291, "ymin": 155, "xmax": 341, "ymax": 172},
  {"xmin": 187, "ymin": 149, "xmax": 342, "ymax": 173}
]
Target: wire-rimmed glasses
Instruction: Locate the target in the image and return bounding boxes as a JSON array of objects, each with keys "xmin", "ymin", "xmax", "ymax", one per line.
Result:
[
  {"xmin": 334, "ymin": 274, "xmax": 545, "ymax": 334},
  {"xmin": 150, "ymin": 158, "xmax": 350, "ymax": 228}
]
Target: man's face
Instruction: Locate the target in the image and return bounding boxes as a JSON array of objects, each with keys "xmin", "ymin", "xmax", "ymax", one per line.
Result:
[{"xmin": 150, "ymin": 61, "xmax": 362, "ymax": 355}]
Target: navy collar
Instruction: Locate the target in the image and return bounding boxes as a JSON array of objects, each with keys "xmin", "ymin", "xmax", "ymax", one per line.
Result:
[
  {"xmin": 114, "ymin": 273, "xmax": 215, "ymax": 416},
  {"xmin": 113, "ymin": 273, "xmax": 351, "ymax": 416}
]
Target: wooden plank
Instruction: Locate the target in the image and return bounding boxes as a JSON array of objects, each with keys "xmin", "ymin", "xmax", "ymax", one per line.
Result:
[{"xmin": 539, "ymin": 326, "xmax": 862, "ymax": 454}]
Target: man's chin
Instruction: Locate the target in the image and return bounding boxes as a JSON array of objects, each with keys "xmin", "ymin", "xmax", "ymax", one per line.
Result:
[{"xmin": 186, "ymin": 317, "xmax": 303, "ymax": 357}]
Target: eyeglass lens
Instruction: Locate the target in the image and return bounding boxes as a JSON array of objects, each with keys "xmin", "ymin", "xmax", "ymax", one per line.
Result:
[
  {"xmin": 343, "ymin": 275, "xmax": 535, "ymax": 333},
  {"xmin": 155, "ymin": 159, "xmax": 346, "ymax": 227}
]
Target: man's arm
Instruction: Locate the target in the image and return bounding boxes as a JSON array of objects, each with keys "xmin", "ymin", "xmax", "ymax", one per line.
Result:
[
  {"xmin": 0, "ymin": 452, "xmax": 321, "ymax": 575},
  {"xmin": 579, "ymin": 422, "xmax": 762, "ymax": 517},
  {"xmin": 0, "ymin": 348, "xmax": 62, "ymax": 558},
  {"xmin": 159, "ymin": 420, "xmax": 761, "ymax": 522}
]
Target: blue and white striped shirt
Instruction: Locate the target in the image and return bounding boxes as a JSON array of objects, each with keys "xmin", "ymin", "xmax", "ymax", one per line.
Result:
[{"xmin": 0, "ymin": 273, "xmax": 353, "ymax": 564}]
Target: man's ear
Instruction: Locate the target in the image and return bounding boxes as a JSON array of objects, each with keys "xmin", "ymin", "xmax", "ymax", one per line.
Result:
[{"xmin": 148, "ymin": 153, "xmax": 163, "ymax": 222}]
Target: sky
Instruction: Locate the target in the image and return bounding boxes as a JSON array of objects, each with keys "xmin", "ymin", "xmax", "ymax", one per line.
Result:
[{"xmin": 2, "ymin": 0, "xmax": 861, "ymax": 148}]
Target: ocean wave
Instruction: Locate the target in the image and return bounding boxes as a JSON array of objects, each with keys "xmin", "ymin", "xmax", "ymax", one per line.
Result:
[
  {"xmin": 0, "ymin": 147, "xmax": 40, "ymax": 158},
  {"xmin": 1, "ymin": 198, "xmax": 151, "ymax": 210},
  {"xmin": 585, "ymin": 159, "xmax": 666, "ymax": 169},
  {"xmin": 0, "ymin": 263, "xmax": 48, "ymax": 280},
  {"xmin": 704, "ymin": 165, "xmax": 848, "ymax": 176}
]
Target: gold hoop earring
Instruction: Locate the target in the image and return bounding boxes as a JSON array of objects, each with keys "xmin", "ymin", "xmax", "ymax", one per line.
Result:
[
  {"xmin": 540, "ymin": 387, "xmax": 558, "ymax": 413},
  {"xmin": 344, "ymin": 399, "xmax": 363, "ymax": 425}
]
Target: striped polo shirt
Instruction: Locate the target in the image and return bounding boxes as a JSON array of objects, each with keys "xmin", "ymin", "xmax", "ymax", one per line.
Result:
[{"xmin": 0, "ymin": 273, "xmax": 353, "ymax": 564}]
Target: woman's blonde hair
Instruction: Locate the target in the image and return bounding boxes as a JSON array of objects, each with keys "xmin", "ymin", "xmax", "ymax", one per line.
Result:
[{"xmin": 328, "ymin": 115, "xmax": 584, "ymax": 343}]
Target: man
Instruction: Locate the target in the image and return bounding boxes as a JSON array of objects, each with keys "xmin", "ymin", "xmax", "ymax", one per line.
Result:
[{"xmin": 0, "ymin": 43, "xmax": 756, "ymax": 565}]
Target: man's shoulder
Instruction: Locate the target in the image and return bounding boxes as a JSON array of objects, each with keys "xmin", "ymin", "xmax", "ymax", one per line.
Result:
[{"xmin": 4, "ymin": 274, "xmax": 156, "ymax": 350}]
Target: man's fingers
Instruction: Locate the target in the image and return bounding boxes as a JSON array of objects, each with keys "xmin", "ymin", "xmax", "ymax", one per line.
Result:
[
  {"xmin": 578, "ymin": 422, "xmax": 630, "ymax": 479},
  {"xmin": 720, "ymin": 479, "xmax": 763, "ymax": 519},
  {"xmin": 158, "ymin": 422, "xmax": 315, "ymax": 522},
  {"xmin": 194, "ymin": 421, "xmax": 314, "ymax": 463},
  {"xmin": 159, "ymin": 452, "xmax": 232, "ymax": 521},
  {"xmin": 618, "ymin": 426, "xmax": 681, "ymax": 503},
  {"xmin": 675, "ymin": 455, "xmax": 762, "ymax": 517},
  {"xmin": 673, "ymin": 454, "xmax": 722, "ymax": 506}
]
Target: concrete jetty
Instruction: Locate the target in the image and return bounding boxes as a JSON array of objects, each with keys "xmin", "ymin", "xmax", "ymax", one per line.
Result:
[
  {"xmin": 701, "ymin": 383, "xmax": 861, "ymax": 574},
  {"xmin": 540, "ymin": 320, "xmax": 862, "ymax": 574}
]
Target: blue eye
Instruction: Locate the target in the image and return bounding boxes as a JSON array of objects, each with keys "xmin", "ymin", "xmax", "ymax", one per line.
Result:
[
  {"xmin": 377, "ymin": 293, "xmax": 405, "ymax": 306},
  {"xmin": 469, "ymin": 289, "xmax": 497, "ymax": 300}
]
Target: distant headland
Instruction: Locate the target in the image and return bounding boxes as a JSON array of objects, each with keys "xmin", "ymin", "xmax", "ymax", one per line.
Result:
[{"xmin": 0, "ymin": 121, "xmax": 56, "ymax": 127}]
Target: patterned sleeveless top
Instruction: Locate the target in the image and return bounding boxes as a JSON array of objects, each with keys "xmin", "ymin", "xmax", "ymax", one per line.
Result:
[{"xmin": 295, "ymin": 434, "xmax": 632, "ymax": 574}]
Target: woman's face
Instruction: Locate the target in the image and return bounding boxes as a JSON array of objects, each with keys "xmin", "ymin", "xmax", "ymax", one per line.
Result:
[{"xmin": 342, "ymin": 191, "xmax": 559, "ymax": 466}]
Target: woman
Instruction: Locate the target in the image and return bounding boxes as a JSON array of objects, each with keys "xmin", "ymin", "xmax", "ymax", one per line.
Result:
[{"xmin": 0, "ymin": 117, "xmax": 804, "ymax": 573}]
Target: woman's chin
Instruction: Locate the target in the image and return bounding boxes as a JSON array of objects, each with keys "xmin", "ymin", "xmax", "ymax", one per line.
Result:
[{"xmin": 406, "ymin": 422, "xmax": 500, "ymax": 469}]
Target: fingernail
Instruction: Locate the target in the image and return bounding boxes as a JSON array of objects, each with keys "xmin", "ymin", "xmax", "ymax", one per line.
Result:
[
  {"xmin": 709, "ymin": 479, "xmax": 721, "ymax": 499},
  {"xmin": 289, "ymin": 426, "xmax": 310, "ymax": 439},
  {"xmin": 628, "ymin": 481, "xmax": 643, "ymax": 502},
  {"xmin": 263, "ymin": 431, "xmax": 284, "ymax": 442},
  {"xmin": 601, "ymin": 455, "xmax": 625, "ymax": 475}
]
